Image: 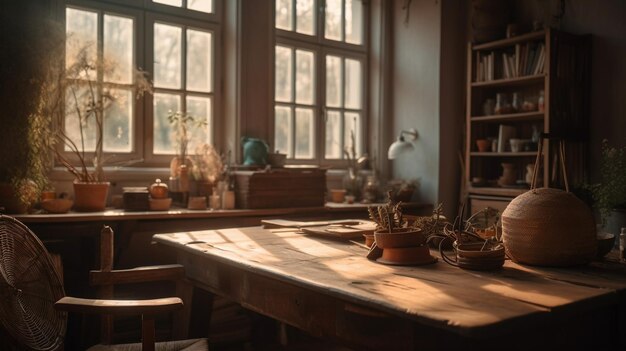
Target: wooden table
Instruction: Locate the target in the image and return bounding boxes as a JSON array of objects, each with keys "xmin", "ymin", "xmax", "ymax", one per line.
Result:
[{"xmin": 153, "ymin": 226, "xmax": 626, "ymax": 350}]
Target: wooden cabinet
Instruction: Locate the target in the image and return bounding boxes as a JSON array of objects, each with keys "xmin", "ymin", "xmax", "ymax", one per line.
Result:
[{"xmin": 465, "ymin": 28, "xmax": 591, "ymax": 213}]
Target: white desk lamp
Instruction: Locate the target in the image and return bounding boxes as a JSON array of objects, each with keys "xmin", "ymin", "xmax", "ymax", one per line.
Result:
[{"xmin": 387, "ymin": 129, "xmax": 418, "ymax": 159}]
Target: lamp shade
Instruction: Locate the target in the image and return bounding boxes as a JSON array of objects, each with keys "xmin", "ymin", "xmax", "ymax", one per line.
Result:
[
  {"xmin": 387, "ymin": 128, "xmax": 418, "ymax": 159},
  {"xmin": 388, "ymin": 138, "xmax": 414, "ymax": 159}
]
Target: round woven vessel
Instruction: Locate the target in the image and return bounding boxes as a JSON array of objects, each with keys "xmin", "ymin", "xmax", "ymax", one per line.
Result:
[
  {"xmin": 0, "ymin": 215, "xmax": 66, "ymax": 350},
  {"xmin": 502, "ymin": 188, "xmax": 596, "ymax": 266}
]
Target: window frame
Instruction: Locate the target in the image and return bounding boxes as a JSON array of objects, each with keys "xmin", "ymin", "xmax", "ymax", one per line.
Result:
[
  {"xmin": 62, "ymin": 0, "xmax": 145, "ymax": 166},
  {"xmin": 272, "ymin": 0, "xmax": 369, "ymax": 167},
  {"xmin": 143, "ymin": 12, "xmax": 222, "ymax": 167},
  {"xmin": 60, "ymin": 0, "xmax": 222, "ymax": 169}
]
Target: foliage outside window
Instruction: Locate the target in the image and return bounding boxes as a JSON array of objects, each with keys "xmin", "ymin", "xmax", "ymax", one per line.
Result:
[
  {"xmin": 274, "ymin": 0, "xmax": 367, "ymax": 163},
  {"xmin": 62, "ymin": 0, "xmax": 219, "ymax": 168}
]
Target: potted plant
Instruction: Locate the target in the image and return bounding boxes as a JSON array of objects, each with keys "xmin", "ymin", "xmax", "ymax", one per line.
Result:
[
  {"xmin": 190, "ymin": 142, "xmax": 223, "ymax": 197},
  {"xmin": 367, "ymin": 193, "xmax": 435, "ymax": 265},
  {"xmin": 168, "ymin": 111, "xmax": 207, "ymax": 177},
  {"xmin": 588, "ymin": 139, "xmax": 626, "ymax": 236},
  {"xmin": 41, "ymin": 41, "xmax": 151, "ymax": 211},
  {"xmin": 342, "ymin": 129, "xmax": 363, "ymax": 200},
  {"xmin": 0, "ymin": 16, "xmax": 55, "ymax": 213}
]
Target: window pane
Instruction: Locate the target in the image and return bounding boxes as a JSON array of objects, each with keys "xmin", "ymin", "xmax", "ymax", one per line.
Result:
[
  {"xmin": 275, "ymin": 46, "xmax": 293, "ymax": 102},
  {"xmin": 187, "ymin": 29, "xmax": 212, "ymax": 92},
  {"xmin": 103, "ymin": 88, "xmax": 133, "ymax": 153},
  {"xmin": 344, "ymin": 112, "xmax": 360, "ymax": 157},
  {"xmin": 154, "ymin": 23, "xmax": 182, "ymax": 89},
  {"xmin": 66, "ymin": 8, "xmax": 97, "ymax": 78},
  {"xmin": 153, "ymin": 93, "xmax": 182, "ymax": 155},
  {"xmin": 345, "ymin": 0, "xmax": 363, "ymax": 45},
  {"xmin": 153, "ymin": 0, "xmax": 182, "ymax": 7},
  {"xmin": 104, "ymin": 14, "xmax": 133, "ymax": 84},
  {"xmin": 186, "ymin": 96, "xmax": 211, "ymax": 149},
  {"xmin": 65, "ymin": 84, "xmax": 97, "ymax": 152},
  {"xmin": 325, "ymin": 55, "xmax": 342, "ymax": 107},
  {"xmin": 296, "ymin": 0, "xmax": 315, "ymax": 35},
  {"xmin": 295, "ymin": 108, "xmax": 314, "ymax": 158},
  {"xmin": 275, "ymin": 0, "xmax": 293, "ymax": 31},
  {"xmin": 324, "ymin": 0, "xmax": 342, "ymax": 41},
  {"xmin": 295, "ymin": 49, "xmax": 314, "ymax": 105},
  {"xmin": 274, "ymin": 106, "xmax": 292, "ymax": 157},
  {"xmin": 344, "ymin": 58, "xmax": 361, "ymax": 109},
  {"xmin": 325, "ymin": 110, "xmax": 342, "ymax": 159},
  {"xmin": 188, "ymin": 0, "xmax": 213, "ymax": 13}
]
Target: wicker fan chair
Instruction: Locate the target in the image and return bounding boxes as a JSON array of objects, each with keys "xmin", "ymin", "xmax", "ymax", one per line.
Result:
[{"xmin": 0, "ymin": 215, "xmax": 208, "ymax": 351}]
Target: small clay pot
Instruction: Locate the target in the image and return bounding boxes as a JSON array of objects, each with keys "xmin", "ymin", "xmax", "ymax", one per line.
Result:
[
  {"xmin": 379, "ymin": 246, "xmax": 430, "ymax": 263},
  {"xmin": 476, "ymin": 139, "xmax": 491, "ymax": 152},
  {"xmin": 363, "ymin": 233, "xmax": 375, "ymax": 248},
  {"xmin": 330, "ymin": 189, "xmax": 346, "ymax": 203},
  {"xmin": 374, "ymin": 228, "xmax": 425, "ymax": 249}
]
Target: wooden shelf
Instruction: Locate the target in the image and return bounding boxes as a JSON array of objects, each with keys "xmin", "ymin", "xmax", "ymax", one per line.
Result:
[
  {"xmin": 467, "ymin": 186, "xmax": 528, "ymax": 197},
  {"xmin": 471, "ymin": 111, "xmax": 544, "ymax": 123},
  {"xmin": 473, "ymin": 30, "xmax": 546, "ymax": 51},
  {"xmin": 470, "ymin": 152, "xmax": 536, "ymax": 157},
  {"xmin": 471, "ymin": 74, "xmax": 545, "ymax": 88}
]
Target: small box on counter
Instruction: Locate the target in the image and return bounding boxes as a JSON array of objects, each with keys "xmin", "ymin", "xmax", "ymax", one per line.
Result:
[
  {"xmin": 234, "ymin": 168, "xmax": 326, "ymax": 209},
  {"xmin": 123, "ymin": 187, "xmax": 149, "ymax": 211}
]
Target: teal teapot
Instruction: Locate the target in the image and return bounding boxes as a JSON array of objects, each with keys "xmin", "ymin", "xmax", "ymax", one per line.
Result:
[{"xmin": 241, "ymin": 137, "xmax": 269, "ymax": 166}]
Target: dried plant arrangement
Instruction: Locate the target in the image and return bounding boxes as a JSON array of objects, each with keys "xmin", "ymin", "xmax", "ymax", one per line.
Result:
[
  {"xmin": 191, "ymin": 143, "xmax": 223, "ymax": 183},
  {"xmin": 432, "ymin": 204, "xmax": 505, "ymax": 270},
  {"xmin": 367, "ymin": 191, "xmax": 408, "ymax": 233},
  {"xmin": 412, "ymin": 203, "xmax": 448, "ymax": 239}
]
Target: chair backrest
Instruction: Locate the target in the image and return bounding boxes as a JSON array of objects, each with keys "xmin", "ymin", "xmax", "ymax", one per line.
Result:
[
  {"xmin": 0, "ymin": 215, "xmax": 66, "ymax": 351},
  {"xmin": 89, "ymin": 226, "xmax": 192, "ymax": 345}
]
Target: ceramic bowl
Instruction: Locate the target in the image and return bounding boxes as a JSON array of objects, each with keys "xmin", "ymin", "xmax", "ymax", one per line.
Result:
[
  {"xmin": 596, "ymin": 232, "xmax": 616, "ymax": 258},
  {"xmin": 40, "ymin": 199, "xmax": 73, "ymax": 214}
]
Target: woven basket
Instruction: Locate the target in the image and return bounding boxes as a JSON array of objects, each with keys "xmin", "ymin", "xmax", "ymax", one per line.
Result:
[
  {"xmin": 502, "ymin": 139, "xmax": 596, "ymax": 266},
  {"xmin": 502, "ymin": 188, "xmax": 596, "ymax": 266}
]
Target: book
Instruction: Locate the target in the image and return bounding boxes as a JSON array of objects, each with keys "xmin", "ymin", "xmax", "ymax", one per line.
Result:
[
  {"xmin": 515, "ymin": 44, "xmax": 521, "ymax": 76},
  {"xmin": 497, "ymin": 125, "xmax": 517, "ymax": 152},
  {"xmin": 533, "ymin": 44, "xmax": 546, "ymax": 74}
]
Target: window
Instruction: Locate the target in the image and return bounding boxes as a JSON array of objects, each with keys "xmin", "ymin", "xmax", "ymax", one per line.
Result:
[
  {"xmin": 63, "ymin": 0, "xmax": 219, "ymax": 167},
  {"xmin": 274, "ymin": 0, "xmax": 367, "ymax": 163}
]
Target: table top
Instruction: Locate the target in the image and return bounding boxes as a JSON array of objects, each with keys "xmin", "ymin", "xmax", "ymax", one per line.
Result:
[{"xmin": 153, "ymin": 226, "xmax": 626, "ymax": 338}]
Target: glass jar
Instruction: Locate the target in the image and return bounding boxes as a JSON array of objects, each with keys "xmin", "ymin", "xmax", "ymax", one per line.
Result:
[
  {"xmin": 511, "ymin": 92, "xmax": 521, "ymax": 112},
  {"xmin": 494, "ymin": 93, "xmax": 510, "ymax": 114},
  {"xmin": 362, "ymin": 175, "xmax": 380, "ymax": 204},
  {"xmin": 482, "ymin": 98, "xmax": 495, "ymax": 116},
  {"xmin": 538, "ymin": 90, "xmax": 545, "ymax": 112}
]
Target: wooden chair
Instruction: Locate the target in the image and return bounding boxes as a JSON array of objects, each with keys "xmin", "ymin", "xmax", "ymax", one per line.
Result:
[{"xmin": 0, "ymin": 215, "xmax": 208, "ymax": 351}]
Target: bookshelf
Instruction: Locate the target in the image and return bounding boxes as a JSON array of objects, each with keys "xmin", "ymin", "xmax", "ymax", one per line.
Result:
[{"xmin": 465, "ymin": 28, "xmax": 591, "ymax": 214}]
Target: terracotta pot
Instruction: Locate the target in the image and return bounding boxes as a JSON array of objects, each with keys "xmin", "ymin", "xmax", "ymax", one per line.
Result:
[
  {"xmin": 0, "ymin": 181, "xmax": 37, "ymax": 214},
  {"xmin": 374, "ymin": 228, "xmax": 425, "ymax": 249},
  {"xmin": 476, "ymin": 139, "xmax": 491, "ymax": 152},
  {"xmin": 363, "ymin": 233, "xmax": 375, "ymax": 248},
  {"xmin": 378, "ymin": 245, "xmax": 434, "ymax": 265},
  {"xmin": 330, "ymin": 189, "xmax": 346, "ymax": 203},
  {"xmin": 73, "ymin": 181, "xmax": 110, "ymax": 212}
]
